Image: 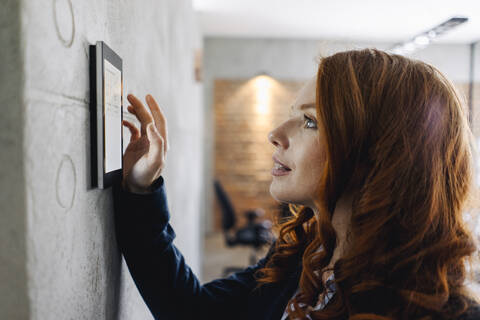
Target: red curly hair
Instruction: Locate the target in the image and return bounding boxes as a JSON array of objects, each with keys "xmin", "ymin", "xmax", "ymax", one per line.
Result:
[{"xmin": 253, "ymin": 48, "xmax": 480, "ymax": 319}]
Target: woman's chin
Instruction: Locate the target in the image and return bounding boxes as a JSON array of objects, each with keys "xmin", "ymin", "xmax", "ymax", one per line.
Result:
[
  {"xmin": 270, "ymin": 182, "xmax": 310, "ymax": 206},
  {"xmin": 269, "ymin": 183, "xmax": 291, "ymax": 203}
]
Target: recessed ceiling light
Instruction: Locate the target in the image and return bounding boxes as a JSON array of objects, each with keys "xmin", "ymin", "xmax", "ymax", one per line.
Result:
[{"xmin": 390, "ymin": 16, "xmax": 468, "ymax": 55}]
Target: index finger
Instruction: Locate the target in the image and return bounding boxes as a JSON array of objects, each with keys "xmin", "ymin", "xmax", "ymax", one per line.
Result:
[
  {"xmin": 127, "ymin": 94, "xmax": 153, "ymax": 133},
  {"xmin": 146, "ymin": 94, "xmax": 168, "ymax": 152}
]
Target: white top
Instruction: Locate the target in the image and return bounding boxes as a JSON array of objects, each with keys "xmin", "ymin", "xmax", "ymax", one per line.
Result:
[
  {"xmin": 280, "ymin": 244, "xmax": 336, "ymax": 320},
  {"xmin": 280, "ymin": 272, "xmax": 336, "ymax": 320}
]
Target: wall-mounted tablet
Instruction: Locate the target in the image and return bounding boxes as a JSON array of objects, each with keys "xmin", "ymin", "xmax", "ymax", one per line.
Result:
[{"xmin": 89, "ymin": 41, "xmax": 123, "ymax": 189}]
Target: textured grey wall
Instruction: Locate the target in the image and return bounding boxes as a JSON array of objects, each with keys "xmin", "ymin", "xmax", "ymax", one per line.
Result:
[
  {"xmin": 0, "ymin": 1, "xmax": 29, "ymax": 319},
  {"xmin": 1, "ymin": 0, "xmax": 204, "ymax": 319}
]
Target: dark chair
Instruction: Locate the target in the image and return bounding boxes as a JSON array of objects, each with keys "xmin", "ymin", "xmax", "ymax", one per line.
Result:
[{"xmin": 213, "ymin": 179, "xmax": 274, "ymax": 276}]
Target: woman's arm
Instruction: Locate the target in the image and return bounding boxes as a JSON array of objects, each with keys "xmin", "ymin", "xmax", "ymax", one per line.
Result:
[{"xmin": 113, "ymin": 176, "xmax": 275, "ymax": 320}]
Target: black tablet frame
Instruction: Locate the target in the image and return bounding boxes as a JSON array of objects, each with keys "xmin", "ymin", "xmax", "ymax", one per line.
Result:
[{"xmin": 89, "ymin": 41, "xmax": 123, "ymax": 189}]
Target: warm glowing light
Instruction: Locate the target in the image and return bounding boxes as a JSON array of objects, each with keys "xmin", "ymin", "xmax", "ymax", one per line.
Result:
[{"xmin": 254, "ymin": 75, "xmax": 272, "ymax": 115}]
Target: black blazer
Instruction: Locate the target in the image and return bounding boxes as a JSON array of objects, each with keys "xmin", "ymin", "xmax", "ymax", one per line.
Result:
[{"xmin": 113, "ymin": 176, "xmax": 480, "ymax": 320}]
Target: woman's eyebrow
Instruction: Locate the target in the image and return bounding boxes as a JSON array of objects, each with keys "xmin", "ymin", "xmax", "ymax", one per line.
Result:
[
  {"xmin": 299, "ymin": 103, "xmax": 315, "ymax": 110},
  {"xmin": 290, "ymin": 103, "xmax": 315, "ymax": 112}
]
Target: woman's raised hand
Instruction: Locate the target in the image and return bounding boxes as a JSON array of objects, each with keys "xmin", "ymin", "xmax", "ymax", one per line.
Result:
[{"xmin": 121, "ymin": 94, "xmax": 168, "ymax": 193}]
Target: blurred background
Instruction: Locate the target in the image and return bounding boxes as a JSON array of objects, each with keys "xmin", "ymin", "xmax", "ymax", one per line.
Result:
[{"xmin": 1, "ymin": 0, "xmax": 480, "ymax": 319}]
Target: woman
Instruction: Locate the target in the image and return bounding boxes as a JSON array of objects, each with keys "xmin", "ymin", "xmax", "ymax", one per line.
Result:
[{"xmin": 113, "ymin": 48, "xmax": 480, "ymax": 319}]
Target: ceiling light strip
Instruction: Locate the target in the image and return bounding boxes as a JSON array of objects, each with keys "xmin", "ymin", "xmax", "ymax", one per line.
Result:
[{"xmin": 389, "ymin": 17, "xmax": 468, "ymax": 55}]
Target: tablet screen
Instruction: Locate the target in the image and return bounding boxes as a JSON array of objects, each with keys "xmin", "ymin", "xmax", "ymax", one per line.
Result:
[{"xmin": 103, "ymin": 59, "xmax": 122, "ymax": 173}]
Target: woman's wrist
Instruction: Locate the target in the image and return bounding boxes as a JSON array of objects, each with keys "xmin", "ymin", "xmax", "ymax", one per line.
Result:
[{"xmin": 121, "ymin": 179, "xmax": 152, "ymax": 194}]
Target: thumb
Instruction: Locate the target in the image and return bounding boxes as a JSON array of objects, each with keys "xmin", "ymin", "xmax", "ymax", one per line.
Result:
[{"xmin": 146, "ymin": 123, "xmax": 164, "ymax": 163}]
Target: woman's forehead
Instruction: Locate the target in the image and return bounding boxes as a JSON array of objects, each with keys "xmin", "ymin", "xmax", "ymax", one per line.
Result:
[{"xmin": 292, "ymin": 78, "xmax": 316, "ymax": 109}]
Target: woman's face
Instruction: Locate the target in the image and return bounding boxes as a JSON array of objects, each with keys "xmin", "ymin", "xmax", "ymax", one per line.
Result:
[{"xmin": 268, "ymin": 78, "xmax": 326, "ymax": 209}]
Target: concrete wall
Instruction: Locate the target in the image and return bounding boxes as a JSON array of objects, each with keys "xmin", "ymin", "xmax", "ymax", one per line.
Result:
[
  {"xmin": 1, "ymin": 0, "xmax": 204, "ymax": 319},
  {"xmin": 203, "ymin": 37, "xmax": 474, "ymax": 234},
  {"xmin": 0, "ymin": 0, "xmax": 29, "ymax": 319}
]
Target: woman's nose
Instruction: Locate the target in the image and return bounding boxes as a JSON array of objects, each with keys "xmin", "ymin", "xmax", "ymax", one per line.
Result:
[{"xmin": 268, "ymin": 126, "xmax": 288, "ymax": 149}]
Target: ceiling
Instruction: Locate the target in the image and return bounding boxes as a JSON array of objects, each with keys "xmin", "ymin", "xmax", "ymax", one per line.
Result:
[{"xmin": 192, "ymin": 0, "xmax": 480, "ymax": 44}]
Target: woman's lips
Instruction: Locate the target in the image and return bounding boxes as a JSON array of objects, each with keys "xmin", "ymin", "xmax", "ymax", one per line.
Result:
[
  {"xmin": 272, "ymin": 155, "xmax": 292, "ymax": 176},
  {"xmin": 271, "ymin": 167, "xmax": 291, "ymax": 176}
]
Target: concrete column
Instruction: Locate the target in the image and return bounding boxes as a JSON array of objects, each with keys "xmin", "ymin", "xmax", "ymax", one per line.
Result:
[{"xmin": 1, "ymin": 0, "xmax": 204, "ymax": 319}]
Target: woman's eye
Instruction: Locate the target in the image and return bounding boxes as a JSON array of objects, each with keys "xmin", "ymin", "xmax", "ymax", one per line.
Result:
[{"xmin": 303, "ymin": 115, "xmax": 317, "ymax": 129}]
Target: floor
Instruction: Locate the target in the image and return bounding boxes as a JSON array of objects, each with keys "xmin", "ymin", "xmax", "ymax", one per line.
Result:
[{"xmin": 202, "ymin": 231, "xmax": 270, "ymax": 283}]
